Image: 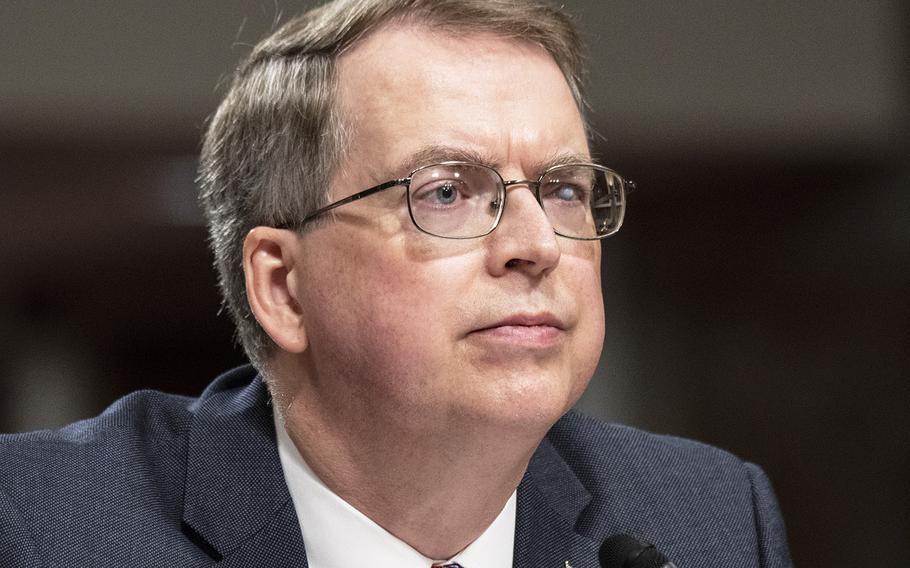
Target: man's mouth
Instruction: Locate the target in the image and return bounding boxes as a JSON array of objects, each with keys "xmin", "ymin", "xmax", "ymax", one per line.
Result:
[{"xmin": 469, "ymin": 313, "xmax": 565, "ymax": 346}]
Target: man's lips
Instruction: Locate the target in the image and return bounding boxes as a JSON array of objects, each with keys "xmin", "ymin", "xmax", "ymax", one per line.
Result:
[
  {"xmin": 468, "ymin": 313, "xmax": 565, "ymax": 345},
  {"xmin": 473, "ymin": 313, "xmax": 565, "ymax": 332}
]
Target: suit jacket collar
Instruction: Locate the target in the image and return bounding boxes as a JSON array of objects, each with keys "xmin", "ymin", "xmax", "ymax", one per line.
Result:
[
  {"xmin": 181, "ymin": 367, "xmax": 307, "ymax": 565},
  {"xmin": 180, "ymin": 367, "xmax": 600, "ymax": 567},
  {"xmin": 516, "ymin": 436, "xmax": 602, "ymax": 568}
]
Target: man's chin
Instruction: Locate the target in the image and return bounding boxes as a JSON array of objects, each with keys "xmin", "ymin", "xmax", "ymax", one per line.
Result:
[{"xmin": 457, "ymin": 377, "xmax": 584, "ymax": 437}]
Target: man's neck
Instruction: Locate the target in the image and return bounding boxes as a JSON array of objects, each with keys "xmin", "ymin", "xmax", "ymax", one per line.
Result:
[{"xmin": 276, "ymin": 374, "xmax": 547, "ymax": 559}]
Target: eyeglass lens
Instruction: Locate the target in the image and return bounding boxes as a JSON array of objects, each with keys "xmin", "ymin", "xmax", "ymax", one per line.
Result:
[
  {"xmin": 406, "ymin": 163, "xmax": 625, "ymax": 239},
  {"xmin": 540, "ymin": 166, "xmax": 625, "ymax": 239},
  {"xmin": 407, "ymin": 163, "xmax": 503, "ymax": 238}
]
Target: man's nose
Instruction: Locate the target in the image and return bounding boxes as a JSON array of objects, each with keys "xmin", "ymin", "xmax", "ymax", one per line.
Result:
[{"xmin": 484, "ymin": 183, "xmax": 561, "ymax": 277}]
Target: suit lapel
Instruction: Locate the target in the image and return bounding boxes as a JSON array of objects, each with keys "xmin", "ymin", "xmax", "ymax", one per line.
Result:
[
  {"xmin": 514, "ymin": 437, "xmax": 601, "ymax": 568},
  {"xmin": 179, "ymin": 369, "xmax": 612, "ymax": 567},
  {"xmin": 216, "ymin": 499, "xmax": 308, "ymax": 568},
  {"xmin": 180, "ymin": 368, "xmax": 307, "ymax": 565}
]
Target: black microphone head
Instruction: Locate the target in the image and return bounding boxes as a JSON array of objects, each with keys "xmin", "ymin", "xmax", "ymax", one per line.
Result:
[
  {"xmin": 598, "ymin": 534, "xmax": 671, "ymax": 568},
  {"xmin": 599, "ymin": 534, "xmax": 644, "ymax": 567}
]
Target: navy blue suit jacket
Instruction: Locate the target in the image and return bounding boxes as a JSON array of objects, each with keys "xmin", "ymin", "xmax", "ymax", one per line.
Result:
[{"xmin": 0, "ymin": 366, "xmax": 792, "ymax": 567}]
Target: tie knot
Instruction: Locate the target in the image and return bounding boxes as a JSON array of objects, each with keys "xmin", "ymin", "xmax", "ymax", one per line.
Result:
[{"xmin": 433, "ymin": 563, "xmax": 464, "ymax": 568}]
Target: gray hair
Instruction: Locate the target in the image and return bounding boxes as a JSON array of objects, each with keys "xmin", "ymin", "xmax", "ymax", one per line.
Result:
[{"xmin": 198, "ymin": 0, "xmax": 588, "ymax": 370}]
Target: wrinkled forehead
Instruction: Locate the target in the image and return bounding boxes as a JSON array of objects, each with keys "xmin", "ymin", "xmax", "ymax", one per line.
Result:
[
  {"xmin": 336, "ymin": 22, "xmax": 581, "ymax": 113},
  {"xmin": 333, "ymin": 23, "xmax": 588, "ymax": 183}
]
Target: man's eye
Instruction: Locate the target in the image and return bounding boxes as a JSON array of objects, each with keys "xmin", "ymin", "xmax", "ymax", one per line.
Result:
[
  {"xmin": 434, "ymin": 182, "xmax": 458, "ymax": 204},
  {"xmin": 546, "ymin": 184, "xmax": 586, "ymax": 202},
  {"xmin": 556, "ymin": 185, "xmax": 580, "ymax": 201},
  {"xmin": 414, "ymin": 180, "xmax": 465, "ymax": 206}
]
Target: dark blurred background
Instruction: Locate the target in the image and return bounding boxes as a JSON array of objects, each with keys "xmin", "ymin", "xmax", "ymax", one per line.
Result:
[{"xmin": 1, "ymin": 1, "xmax": 907, "ymax": 565}]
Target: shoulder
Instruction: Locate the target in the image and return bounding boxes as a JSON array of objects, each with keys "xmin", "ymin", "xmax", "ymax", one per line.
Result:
[
  {"xmin": 547, "ymin": 410, "xmax": 751, "ymax": 486},
  {"xmin": 545, "ymin": 410, "xmax": 793, "ymax": 567},
  {"xmin": 547, "ymin": 410, "xmax": 759, "ymax": 506},
  {"xmin": 0, "ymin": 387, "xmax": 196, "ymax": 565},
  {"xmin": 0, "ymin": 365, "xmax": 258, "ymax": 471},
  {"xmin": 1, "ymin": 388, "xmax": 193, "ymax": 493},
  {"xmin": 0, "ymin": 365, "xmax": 262, "ymax": 565}
]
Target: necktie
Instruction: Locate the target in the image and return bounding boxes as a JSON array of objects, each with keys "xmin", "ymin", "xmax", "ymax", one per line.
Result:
[{"xmin": 433, "ymin": 563, "xmax": 464, "ymax": 568}]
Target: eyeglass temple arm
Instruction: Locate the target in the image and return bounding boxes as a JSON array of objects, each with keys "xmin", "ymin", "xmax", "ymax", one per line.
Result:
[{"xmin": 277, "ymin": 178, "xmax": 408, "ymax": 229}]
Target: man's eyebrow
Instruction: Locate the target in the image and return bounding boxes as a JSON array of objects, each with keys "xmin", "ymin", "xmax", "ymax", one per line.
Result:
[
  {"xmin": 392, "ymin": 144, "xmax": 498, "ymax": 177},
  {"xmin": 390, "ymin": 145, "xmax": 596, "ymax": 179},
  {"xmin": 528, "ymin": 151, "xmax": 596, "ymax": 176}
]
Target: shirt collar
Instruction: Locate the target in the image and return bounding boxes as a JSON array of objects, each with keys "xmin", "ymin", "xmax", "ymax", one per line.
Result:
[{"xmin": 275, "ymin": 413, "xmax": 516, "ymax": 568}]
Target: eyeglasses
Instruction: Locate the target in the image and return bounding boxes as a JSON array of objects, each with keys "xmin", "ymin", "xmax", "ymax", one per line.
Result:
[{"xmin": 279, "ymin": 161, "xmax": 634, "ymax": 240}]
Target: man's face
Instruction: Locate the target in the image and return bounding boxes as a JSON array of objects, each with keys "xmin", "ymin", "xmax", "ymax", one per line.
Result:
[{"xmin": 290, "ymin": 25, "xmax": 605, "ymax": 437}]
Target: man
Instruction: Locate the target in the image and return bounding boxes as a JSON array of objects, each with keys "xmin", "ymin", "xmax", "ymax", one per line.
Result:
[{"xmin": 0, "ymin": 1, "xmax": 792, "ymax": 566}]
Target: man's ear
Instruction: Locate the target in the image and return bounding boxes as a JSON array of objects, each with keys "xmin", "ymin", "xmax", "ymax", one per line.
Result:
[{"xmin": 243, "ymin": 227, "xmax": 309, "ymax": 354}]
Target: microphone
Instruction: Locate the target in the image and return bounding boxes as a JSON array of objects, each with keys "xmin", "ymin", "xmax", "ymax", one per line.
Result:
[{"xmin": 598, "ymin": 534, "xmax": 677, "ymax": 568}]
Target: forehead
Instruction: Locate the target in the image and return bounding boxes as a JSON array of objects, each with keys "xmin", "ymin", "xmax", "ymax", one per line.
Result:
[{"xmin": 334, "ymin": 24, "xmax": 588, "ymax": 181}]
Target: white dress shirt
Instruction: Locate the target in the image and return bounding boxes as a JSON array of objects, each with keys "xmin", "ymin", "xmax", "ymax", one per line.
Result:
[{"xmin": 275, "ymin": 413, "xmax": 516, "ymax": 568}]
